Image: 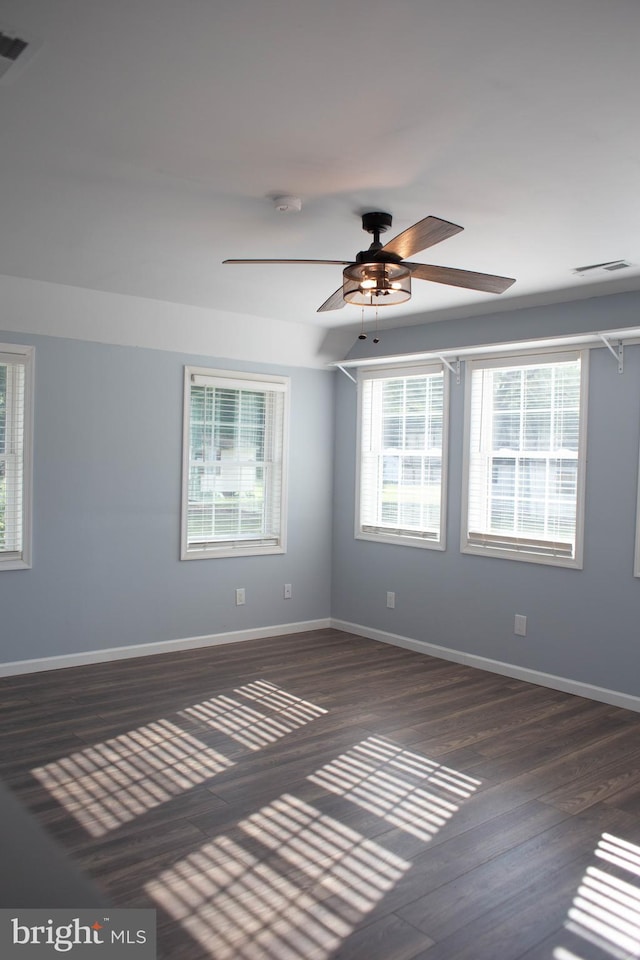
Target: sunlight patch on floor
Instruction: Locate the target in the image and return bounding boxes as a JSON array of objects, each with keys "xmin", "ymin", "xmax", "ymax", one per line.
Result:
[
  {"xmin": 31, "ymin": 719, "xmax": 233, "ymax": 837},
  {"xmin": 181, "ymin": 680, "xmax": 327, "ymax": 751},
  {"xmin": 307, "ymin": 735, "xmax": 481, "ymax": 841},
  {"xmin": 31, "ymin": 680, "xmax": 328, "ymax": 837},
  {"xmin": 145, "ymin": 792, "xmax": 411, "ymax": 960},
  {"xmin": 554, "ymin": 833, "xmax": 640, "ymax": 960}
]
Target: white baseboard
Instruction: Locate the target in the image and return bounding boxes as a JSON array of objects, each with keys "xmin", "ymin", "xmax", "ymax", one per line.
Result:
[
  {"xmin": 0, "ymin": 619, "xmax": 332, "ymax": 677},
  {"xmin": 330, "ymin": 618, "xmax": 640, "ymax": 714},
  {"xmin": 5, "ymin": 617, "xmax": 638, "ymax": 715}
]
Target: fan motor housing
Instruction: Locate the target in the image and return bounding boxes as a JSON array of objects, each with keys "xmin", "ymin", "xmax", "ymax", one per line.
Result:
[{"xmin": 355, "ymin": 249, "xmax": 403, "ymax": 264}]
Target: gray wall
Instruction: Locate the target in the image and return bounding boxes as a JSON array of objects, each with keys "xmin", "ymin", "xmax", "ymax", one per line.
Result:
[
  {"xmin": 0, "ymin": 333, "xmax": 335, "ymax": 663},
  {"xmin": 332, "ymin": 291, "xmax": 640, "ymax": 698},
  {"xmin": 3, "ymin": 287, "xmax": 640, "ymax": 701}
]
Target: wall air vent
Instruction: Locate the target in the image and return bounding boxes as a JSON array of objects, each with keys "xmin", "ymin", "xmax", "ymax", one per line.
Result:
[{"xmin": 573, "ymin": 260, "xmax": 632, "ymax": 277}]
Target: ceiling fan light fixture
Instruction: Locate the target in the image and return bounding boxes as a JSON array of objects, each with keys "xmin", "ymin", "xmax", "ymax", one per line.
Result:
[
  {"xmin": 343, "ymin": 261, "xmax": 411, "ymax": 307},
  {"xmin": 224, "ymin": 210, "xmax": 514, "ymax": 313}
]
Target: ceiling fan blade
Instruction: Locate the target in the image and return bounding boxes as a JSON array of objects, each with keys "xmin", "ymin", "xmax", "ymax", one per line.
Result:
[
  {"xmin": 223, "ymin": 259, "xmax": 352, "ymax": 265},
  {"xmin": 406, "ymin": 262, "xmax": 516, "ymax": 294},
  {"xmin": 381, "ymin": 216, "xmax": 463, "ymax": 260},
  {"xmin": 317, "ymin": 285, "xmax": 346, "ymax": 312}
]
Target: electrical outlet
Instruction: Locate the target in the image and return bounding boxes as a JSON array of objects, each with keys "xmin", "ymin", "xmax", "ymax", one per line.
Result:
[
  {"xmin": 236, "ymin": 588, "xmax": 246, "ymax": 606},
  {"xmin": 386, "ymin": 591, "xmax": 396, "ymax": 609},
  {"xmin": 284, "ymin": 583, "xmax": 292, "ymax": 599},
  {"xmin": 514, "ymin": 614, "xmax": 527, "ymax": 636}
]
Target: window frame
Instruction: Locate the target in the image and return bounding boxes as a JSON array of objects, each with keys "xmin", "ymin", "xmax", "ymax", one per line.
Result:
[
  {"xmin": 181, "ymin": 365, "xmax": 289, "ymax": 561},
  {"xmin": 461, "ymin": 347, "xmax": 589, "ymax": 569},
  {"xmin": 355, "ymin": 361, "xmax": 449, "ymax": 550},
  {"xmin": 0, "ymin": 343, "xmax": 34, "ymax": 572}
]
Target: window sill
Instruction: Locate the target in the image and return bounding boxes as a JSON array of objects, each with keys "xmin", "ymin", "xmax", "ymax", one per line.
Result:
[
  {"xmin": 181, "ymin": 544, "xmax": 286, "ymax": 561},
  {"xmin": 355, "ymin": 531, "xmax": 445, "ymax": 551},
  {"xmin": 0, "ymin": 557, "xmax": 32, "ymax": 572},
  {"xmin": 461, "ymin": 542, "xmax": 582, "ymax": 569}
]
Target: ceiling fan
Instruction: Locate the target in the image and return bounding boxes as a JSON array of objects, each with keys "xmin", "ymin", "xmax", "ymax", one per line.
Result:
[{"xmin": 223, "ymin": 211, "xmax": 516, "ymax": 313}]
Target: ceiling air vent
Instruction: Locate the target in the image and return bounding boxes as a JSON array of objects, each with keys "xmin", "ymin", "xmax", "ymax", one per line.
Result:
[
  {"xmin": 0, "ymin": 28, "xmax": 32, "ymax": 80},
  {"xmin": 573, "ymin": 260, "xmax": 632, "ymax": 277}
]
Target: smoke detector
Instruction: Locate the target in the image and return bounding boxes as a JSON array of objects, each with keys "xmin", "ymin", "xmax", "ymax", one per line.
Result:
[{"xmin": 273, "ymin": 196, "xmax": 302, "ymax": 214}]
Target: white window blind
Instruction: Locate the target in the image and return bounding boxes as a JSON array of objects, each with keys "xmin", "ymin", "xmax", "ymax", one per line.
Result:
[
  {"xmin": 463, "ymin": 350, "xmax": 587, "ymax": 566},
  {"xmin": 0, "ymin": 346, "xmax": 33, "ymax": 570},
  {"xmin": 181, "ymin": 368, "xmax": 289, "ymax": 559},
  {"xmin": 357, "ymin": 363, "xmax": 447, "ymax": 548}
]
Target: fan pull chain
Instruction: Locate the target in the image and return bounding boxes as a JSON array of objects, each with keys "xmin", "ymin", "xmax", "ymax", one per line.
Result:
[
  {"xmin": 358, "ymin": 307, "xmax": 367, "ymax": 340},
  {"xmin": 373, "ymin": 306, "xmax": 380, "ymax": 344}
]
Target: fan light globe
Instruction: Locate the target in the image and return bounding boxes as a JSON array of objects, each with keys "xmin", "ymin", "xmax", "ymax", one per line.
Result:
[{"xmin": 343, "ymin": 261, "xmax": 411, "ymax": 306}]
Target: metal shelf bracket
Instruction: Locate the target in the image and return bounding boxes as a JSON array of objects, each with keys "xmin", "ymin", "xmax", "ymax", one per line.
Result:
[
  {"xmin": 439, "ymin": 356, "xmax": 461, "ymax": 384},
  {"xmin": 336, "ymin": 363, "xmax": 357, "ymax": 383},
  {"xmin": 599, "ymin": 335, "xmax": 624, "ymax": 374}
]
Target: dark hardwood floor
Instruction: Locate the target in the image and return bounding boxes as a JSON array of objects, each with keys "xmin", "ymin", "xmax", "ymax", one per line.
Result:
[{"xmin": 1, "ymin": 628, "xmax": 640, "ymax": 959}]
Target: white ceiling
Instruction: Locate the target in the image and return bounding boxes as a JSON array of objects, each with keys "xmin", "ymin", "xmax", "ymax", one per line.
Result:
[{"xmin": 1, "ymin": 0, "xmax": 640, "ymax": 340}]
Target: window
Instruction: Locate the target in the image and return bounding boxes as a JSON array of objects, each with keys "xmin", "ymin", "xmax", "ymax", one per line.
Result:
[
  {"xmin": 356, "ymin": 363, "xmax": 448, "ymax": 548},
  {"xmin": 462, "ymin": 350, "xmax": 588, "ymax": 567},
  {"xmin": 181, "ymin": 367, "xmax": 289, "ymax": 559},
  {"xmin": 0, "ymin": 344, "xmax": 33, "ymax": 571}
]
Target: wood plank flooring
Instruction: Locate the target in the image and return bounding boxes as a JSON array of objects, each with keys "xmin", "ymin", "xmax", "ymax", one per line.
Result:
[{"xmin": 1, "ymin": 628, "xmax": 640, "ymax": 959}]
